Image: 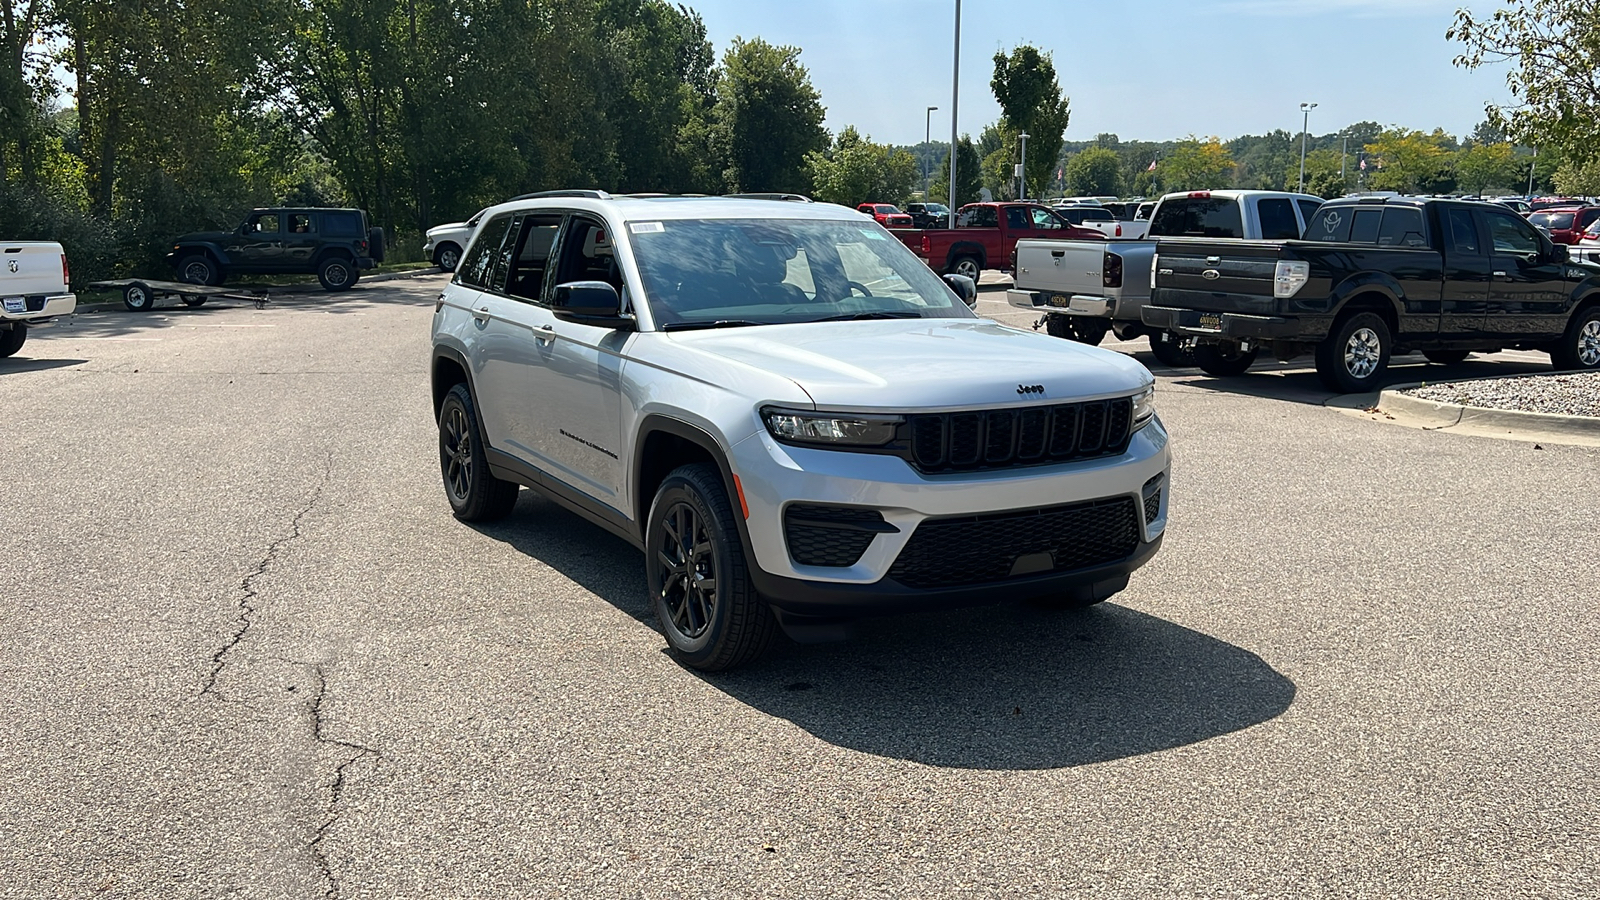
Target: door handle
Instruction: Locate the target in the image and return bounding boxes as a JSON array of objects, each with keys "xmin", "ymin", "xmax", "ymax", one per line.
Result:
[
  {"xmin": 1050, "ymin": 250, "xmax": 1065, "ymax": 257},
  {"xmin": 472, "ymin": 304, "xmax": 490, "ymax": 323},
  {"xmin": 535, "ymin": 324, "xmax": 557, "ymax": 344}
]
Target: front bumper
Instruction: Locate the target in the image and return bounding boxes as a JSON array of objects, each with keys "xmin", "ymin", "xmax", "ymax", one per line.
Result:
[
  {"xmin": 1, "ymin": 293, "xmax": 75, "ymax": 322},
  {"xmin": 1142, "ymin": 305, "xmax": 1324, "ymax": 341},
  {"xmin": 730, "ymin": 417, "xmax": 1171, "ymax": 615}
]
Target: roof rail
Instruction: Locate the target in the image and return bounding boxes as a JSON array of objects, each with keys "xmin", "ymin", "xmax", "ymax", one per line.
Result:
[
  {"xmin": 507, "ymin": 189, "xmax": 613, "ymax": 202},
  {"xmin": 723, "ymin": 193, "xmax": 814, "ymax": 203}
]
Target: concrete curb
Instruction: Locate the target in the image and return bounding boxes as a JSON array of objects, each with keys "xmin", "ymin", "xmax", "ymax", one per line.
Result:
[{"xmin": 1377, "ymin": 381, "xmax": 1600, "ymax": 438}]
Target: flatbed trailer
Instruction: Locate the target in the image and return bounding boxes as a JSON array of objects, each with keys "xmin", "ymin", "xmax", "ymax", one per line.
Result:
[{"xmin": 86, "ymin": 279, "xmax": 273, "ymax": 311}]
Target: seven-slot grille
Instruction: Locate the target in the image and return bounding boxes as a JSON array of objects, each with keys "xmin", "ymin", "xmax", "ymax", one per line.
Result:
[
  {"xmin": 903, "ymin": 398, "xmax": 1132, "ymax": 473},
  {"xmin": 886, "ymin": 497, "xmax": 1141, "ymax": 589}
]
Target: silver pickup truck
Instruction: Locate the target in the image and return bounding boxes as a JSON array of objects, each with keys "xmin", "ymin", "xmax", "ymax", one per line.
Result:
[
  {"xmin": 2, "ymin": 242, "xmax": 77, "ymax": 358},
  {"xmin": 1008, "ymin": 190, "xmax": 1323, "ymax": 365}
]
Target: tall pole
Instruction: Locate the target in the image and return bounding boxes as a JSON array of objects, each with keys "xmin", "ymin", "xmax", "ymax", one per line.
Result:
[
  {"xmin": 1298, "ymin": 101, "xmax": 1316, "ymax": 193},
  {"xmin": 1018, "ymin": 132, "xmax": 1030, "ymax": 200},
  {"xmin": 948, "ymin": 0, "xmax": 961, "ymax": 228},
  {"xmin": 1340, "ymin": 132, "xmax": 1347, "ymax": 179},
  {"xmin": 1527, "ymin": 146, "xmax": 1537, "ymax": 198},
  {"xmin": 924, "ymin": 106, "xmax": 938, "ymax": 197}
]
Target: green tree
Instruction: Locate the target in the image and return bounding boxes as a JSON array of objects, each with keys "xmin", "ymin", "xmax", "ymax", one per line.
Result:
[
  {"xmin": 1159, "ymin": 136, "xmax": 1236, "ymax": 190},
  {"xmin": 1291, "ymin": 148, "xmax": 1350, "ymax": 198},
  {"xmin": 711, "ymin": 36, "xmax": 826, "ymax": 193},
  {"xmin": 1456, "ymin": 141, "xmax": 1521, "ymax": 194},
  {"xmin": 1363, "ymin": 128, "xmax": 1453, "ymax": 193},
  {"xmin": 989, "ymin": 45, "xmax": 1070, "ymax": 198},
  {"xmin": 1553, "ymin": 156, "xmax": 1600, "ymax": 195},
  {"xmin": 927, "ymin": 134, "xmax": 982, "ymax": 210},
  {"xmin": 1064, "ymin": 146, "xmax": 1121, "ymax": 196},
  {"xmin": 805, "ymin": 126, "xmax": 918, "ymax": 207},
  {"xmin": 1450, "ymin": 1, "xmax": 1600, "ymax": 166}
]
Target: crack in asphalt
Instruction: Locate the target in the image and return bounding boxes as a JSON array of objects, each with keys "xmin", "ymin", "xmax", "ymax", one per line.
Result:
[
  {"xmin": 305, "ymin": 663, "xmax": 381, "ymax": 900},
  {"xmin": 198, "ymin": 453, "xmax": 333, "ymax": 699}
]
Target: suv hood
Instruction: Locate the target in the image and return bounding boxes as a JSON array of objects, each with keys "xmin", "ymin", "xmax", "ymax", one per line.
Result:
[
  {"xmin": 427, "ymin": 221, "xmax": 467, "ymax": 239},
  {"xmin": 663, "ymin": 319, "xmax": 1150, "ymax": 409}
]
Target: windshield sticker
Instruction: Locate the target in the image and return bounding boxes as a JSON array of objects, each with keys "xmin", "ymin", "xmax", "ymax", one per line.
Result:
[
  {"xmin": 629, "ymin": 221, "xmax": 665, "ymax": 234},
  {"xmin": 859, "ymin": 229, "xmax": 887, "ymax": 241}
]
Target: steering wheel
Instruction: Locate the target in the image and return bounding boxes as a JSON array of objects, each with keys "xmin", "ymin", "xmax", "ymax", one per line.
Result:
[{"xmin": 846, "ymin": 280, "xmax": 874, "ymax": 297}]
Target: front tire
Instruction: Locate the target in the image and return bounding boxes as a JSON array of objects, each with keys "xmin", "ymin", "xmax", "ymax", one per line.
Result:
[
  {"xmin": 434, "ymin": 242, "xmax": 462, "ymax": 272},
  {"xmin": 437, "ymin": 383, "xmax": 520, "ymax": 522},
  {"xmin": 318, "ymin": 256, "xmax": 356, "ymax": 292},
  {"xmin": 646, "ymin": 463, "xmax": 777, "ymax": 672},
  {"xmin": 949, "ymin": 255, "xmax": 981, "ymax": 281},
  {"xmin": 176, "ymin": 255, "xmax": 222, "ymax": 286},
  {"xmin": 181, "ymin": 294, "xmax": 208, "ymax": 308},
  {"xmin": 1193, "ymin": 342, "xmax": 1258, "ymax": 377},
  {"xmin": 1149, "ymin": 331, "xmax": 1196, "ymax": 367},
  {"xmin": 0, "ymin": 323, "xmax": 26, "ymax": 358},
  {"xmin": 1316, "ymin": 312, "xmax": 1392, "ymax": 392},
  {"xmin": 1550, "ymin": 305, "xmax": 1600, "ymax": 372},
  {"xmin": 1045, "ymin": 314, "xmax": 1109, "ymax": 345}
]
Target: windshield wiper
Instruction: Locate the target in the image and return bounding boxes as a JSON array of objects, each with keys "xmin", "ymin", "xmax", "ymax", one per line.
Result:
[
  {"xmin": 660, "ymin": 319, "xmax": 770, "ymax": 331},
  {"xmin": 810, "ymin": 311, "xmax": 924, "ymax": 322}
]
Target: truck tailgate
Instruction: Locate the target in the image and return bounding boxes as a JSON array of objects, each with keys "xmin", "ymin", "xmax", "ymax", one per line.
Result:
[
  {"xmin": 1, "ymin": 243, "xmax": 69, "ymax": 298},
  {"xmin": 1014, "ymin": 240, "xmax": 1109, "ymax": 296},
  {"xmin": 1154, "ymin": 239, "xmax": 1284, "ymax": 314}
]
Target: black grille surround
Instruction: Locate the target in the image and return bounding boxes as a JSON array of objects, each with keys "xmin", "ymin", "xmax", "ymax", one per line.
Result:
[
  {"xmin": 767, "ymin": 397, "xmax": 1137, "ymax": 475},
  {"xmin": 887, "ymin": 497, "xmax": 1142, "ymax": 590},
  {"xmin": 784, "ymin": 504, "xmax": 897, "ymax": 568}
]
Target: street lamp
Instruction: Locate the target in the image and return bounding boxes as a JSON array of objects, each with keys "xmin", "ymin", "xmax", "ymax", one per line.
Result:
[
  {"xmin": 948, "ymin": 0, "xmax": 961, "ymax": 228},
  {"xmin": 1018, "ymin": 131, "xmax": 1030, "ymax": 200},
  {"xmin": 1298, "ymin": 101, "xmax": 1317, "ymax": 193},
  {"xmin": 924, "ymin": 106, "xmax": 938, "ymax": 197}
]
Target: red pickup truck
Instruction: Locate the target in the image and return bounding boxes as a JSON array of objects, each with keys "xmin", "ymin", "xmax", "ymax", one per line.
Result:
[{"xmin": 893, "ymin": 202, "xmax": 1104, "ymax": 278}]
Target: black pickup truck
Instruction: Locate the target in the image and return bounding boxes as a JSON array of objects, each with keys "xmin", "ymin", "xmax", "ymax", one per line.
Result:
[{"xmin": 1141, "ymin": 196, "xmax": 1600, "ymax": 391}]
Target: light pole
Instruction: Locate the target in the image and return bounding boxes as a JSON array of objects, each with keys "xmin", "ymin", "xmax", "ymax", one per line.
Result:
[
  {"xmin": 1527, "ymin": 146, "xmax": 1538, "ymax": 198},
  {"xmin": 924, "ymin": 106, "xmax": 938, "ymax": 197},
  {"xmin": 1298, "ymin": 101, "xmax": 1317, "ymax": 193},
  {"xmin": 1339, "ymin": 131, "xmax": 1347, "ymax": 179},
  {"xmin": 1018, "ymin": 131, "xmax": 1030, "ymax": 200},
  {"xmin": 948, "ymin": 0, "xmax": 961, "ymax": 228}
]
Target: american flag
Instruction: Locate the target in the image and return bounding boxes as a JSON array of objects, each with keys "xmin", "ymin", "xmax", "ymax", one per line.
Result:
[{"xmin": 1147, "ymin": 158, "xmax": 1157, "ymax": 172}]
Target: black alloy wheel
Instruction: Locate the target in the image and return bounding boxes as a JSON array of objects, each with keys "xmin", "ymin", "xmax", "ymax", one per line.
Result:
[
  {"xmin": 646, "ymin": 463, "xmax": 776, "ymax": 671},
  {"xmin": 437, "ymin": 383, "xmax": 519, "ymax": 521},
  {"xmin": 318, "ymin": 257, "xmax": 355, "ymax": 292}
]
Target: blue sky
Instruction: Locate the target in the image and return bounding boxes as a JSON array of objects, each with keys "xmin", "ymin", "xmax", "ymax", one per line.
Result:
[{"xmin": 690, "ymin": 0, "xmax": 1513, "ymax": 145}]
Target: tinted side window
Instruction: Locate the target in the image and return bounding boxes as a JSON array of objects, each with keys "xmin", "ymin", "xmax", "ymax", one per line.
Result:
[
  {"xmin": 1005, "ymin": 207, "xmax": 1028, "ymax": 229},
  {"xmin": 1377, "ymin": 208, "xmax": 1426, "ymax": 248},
  {"xmin": 502, "ymin": 215, "xmax": 563, "ymax": 300},
  {"xmin": 1149, "ymin": 198, "xmax": 1244, "ymax": 238},
  {"xmin": 457, "ymin": 213, "xmax": 514, "ymax": 289},
  {"xmin": 957, "ymin": 206, "xmax": 997, "ymax": 228},
  {"xmin": 324, "ymin": 211, "xmax": 363, "ymax": 237},
  {"xmin": 1349, "ymin": 209, "xmax": 1382, "ymax": 244},
  {"xmin": 1296, "ymin": 199, "xmax": 1322, "ymax": 227},
  {"xmin": 1030, "ymin": 208, "xmax": 1062, "ymax": 229},
  {"xmin": 1444, "ymin": 208, "xmax": 1481, "ymax": 256},
  {"xmin": 1256, "ymin": 198, "xmax": 1300, "ymax": 240},
  {"xmin": 1485, "ymin": 211, "xmax": 1540, "ymax": 254},
  {"xmin": 1305, "ymin": 206, "xmax": 1353, "ymax": 242}
]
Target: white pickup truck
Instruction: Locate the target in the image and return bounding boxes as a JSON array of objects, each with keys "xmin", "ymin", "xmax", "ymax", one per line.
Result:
[
  {"xmin": 2, "ymin": 242, "xmax": 76, "ymax": 358},
  {"xmin": 1008, "ymin": 190, "xmax": 1323, "ymax": 365}
]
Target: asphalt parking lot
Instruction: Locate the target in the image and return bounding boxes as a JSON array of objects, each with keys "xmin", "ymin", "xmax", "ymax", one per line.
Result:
[{"xmin": 3, "ymin": 273, "xmax": 1597, "ymax": 898}]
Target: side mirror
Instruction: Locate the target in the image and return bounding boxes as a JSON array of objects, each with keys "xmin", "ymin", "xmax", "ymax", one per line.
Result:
[
  {"xmin": 552, "ymin": 281, "xmax": 633, "ymax": 328},
  {"xmin": 1551, "ymin": 243, "xmax": 1570, "ymax": 264},
  {"xmin": 942, "ymin": 273, "xmax": 977, "ymax": 306}
]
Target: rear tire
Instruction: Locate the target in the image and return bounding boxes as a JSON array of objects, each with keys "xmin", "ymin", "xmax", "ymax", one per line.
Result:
[
  {"xmin": 1149, "ymin": 332, "xmax": 1196, "ymax": 367},
  {"xmin": 1550, "ymin": 305, "xmax": 1600, "ymax": 371},
  {"xmin": 1045, "ymin": 314, "xmax": 1109, "ymax": 345},
  {"xmin": 646, "ymin": 463, "xmax": 777, "ymax": 672},
  {"xmin": 949, "ymin": 255, "xmax": 981, "ymax": 281},
  {"xmin": 1316, "ymin": 312, "xmax": 1392, "ymax": 393},
  {"xmin": 437, "ymin": 383, "xmax": 520, "ymax": 522},
  {"xmin": 0, "ymin": 323, "xmax": 26, "ymax": 358},
  {"xmin": 318, "ymin": 256, "xmax": 356, "ymax": 292},
  {"xmin": 1422, "ymin": 349, "xmax": 1469, "ymax": 365},
  {"xmin": 1193, "ymin": 342, "xmax": 1258, "ymax": 377}
]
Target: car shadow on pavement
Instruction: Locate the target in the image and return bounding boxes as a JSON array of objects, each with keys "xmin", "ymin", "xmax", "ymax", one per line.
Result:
[
  {"xmin": 0, "ymin": 357, "xmax": 87, "ymax": 374},
  {"xmin": 1164, "ymin": 354, "xmax": 1553, "ymax": 408},
  {"xmin": 476, "ymin": 493, "xmax": 1296, "ymax": 771}
]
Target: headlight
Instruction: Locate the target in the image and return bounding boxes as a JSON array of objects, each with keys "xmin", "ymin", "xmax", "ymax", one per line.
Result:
[
  {"xmin": 1273, "ymin": 260, "xmax": 1309, "ymax": 298},
  {"xmin": 1131, "ymin": 386, "xmax": 1156, "ymax": 430},
  {"xmin": 763, "ymin": 408, "xmax": 901, "ymax": 446}
]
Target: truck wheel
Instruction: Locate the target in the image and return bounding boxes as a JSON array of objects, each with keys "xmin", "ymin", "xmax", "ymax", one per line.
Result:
[
  {"xmin": 950, "ymin": 255, "xmax": 981, "ymax": 280},
  {"xmin": 1149, "ymin": 332, "xmax": 1196, "ymax": 368},
  {"xmin": 646, "ymin": 463, "xmax": 777, "ymax": 672},
  {"xmin": 438, "ymin": 383, "xmax": 520, "ymax": 521},
  {"xmin": 1550, "ymin": 305, "xmax": 1600, "ymax": 371},
  {"xmin": 124, "ymin": 282, "xmax": 156, "ymax": 312},
  {"xmin": 318, "ymin": 257, "xmax": 356, "ymax": 291},
  {"xmin": 1422, "ymin": 350, "xmax": 1469, "ymax": 365},
  {"xmin": 1193, "ymin": 342, "xmax": 1258, "ymax": 377},
  {"xmin": 177, "ymin": 255, "xmax": 222, "ymax": 286},
  {"xmin": 1045, "ymin": 314, "xmax": 1108, "ymax": 345},
  {"xmin": 181, "ymin": 295, "xmax": 208, "ymax": 308},
  {"xmin": 0, "ymin": 323, "xmax": 26, "ymax": 358},
  {"xmin": 433, "ymin": 242, "xmax": 462, "ymax": 272},
  {"xmin": 1316, "ymin": 312, "xmax": 1392, "ymax": 393}
]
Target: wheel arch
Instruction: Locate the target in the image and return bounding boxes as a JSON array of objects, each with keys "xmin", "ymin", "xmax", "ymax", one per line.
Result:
[
  {"xmin": 944, "ymin": 241, "xmax": 987, "ymax": 269},
  {"xmin": 1331, "ymin": 285, "xmax": 1400, "ymax": 335},
  {"xmin": 431, "ymin": 346, "xmax": 476, "ymax": 418},
  {"xmin": 174, "ymin": 244, "xmax": 228, "ymax": 268},
  {"xmin": 633, "ymin": 415, "xmax": 758, "ymax": 566}
]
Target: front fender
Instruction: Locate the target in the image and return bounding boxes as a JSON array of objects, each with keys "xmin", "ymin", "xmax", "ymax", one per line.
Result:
[{"xmin": 171, "ymin": 242, "xmax": 233, "ymax": 267}]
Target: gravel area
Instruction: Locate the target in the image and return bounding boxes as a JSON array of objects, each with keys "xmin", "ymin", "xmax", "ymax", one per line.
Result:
[{"xmin": 1402, "ymin": 371, "xmax": 1600, "ymax": 418}]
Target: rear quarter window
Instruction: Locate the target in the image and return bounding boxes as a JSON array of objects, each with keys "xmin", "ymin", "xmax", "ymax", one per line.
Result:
[
  {"xmin": 1256, "ymin": 198, "xmax": 1300, "ymax": 240},
  {"xmin": 324, "ymin": 211, "xmax": 364, "ymax": 237},
  {"xmin": 1377, "ymin": 208, "xmax": 1427, "ymax": 248},
  {"xmin": 1149, "ymin": 198, "xmax": 1244, "ymax": 238},
  {"xmin": 1305, "ymin": 206, "xmax": 1353, "ymax": 242}
]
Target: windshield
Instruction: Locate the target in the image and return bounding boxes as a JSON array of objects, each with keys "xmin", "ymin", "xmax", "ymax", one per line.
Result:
[
  {"xmin": 878, "ymin": 205, "xmax": 903, "ymax": 214},
  {"xmin": 629, "ymin": 217, "xmax": 975, "ymax": 329},
  {"xmin": 1531, "ymin": 211, "xmax": 1575, "ymax": 231}
]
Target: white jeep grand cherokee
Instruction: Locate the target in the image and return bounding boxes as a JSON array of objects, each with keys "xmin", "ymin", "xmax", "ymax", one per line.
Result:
[{"xmin": 430, "ymin": 191, "xmax": 1170, "ymax": 671}]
